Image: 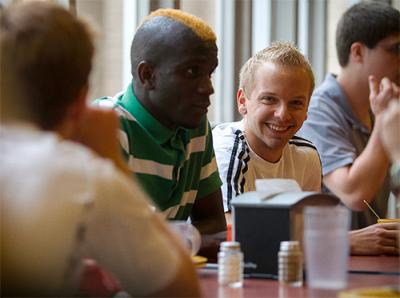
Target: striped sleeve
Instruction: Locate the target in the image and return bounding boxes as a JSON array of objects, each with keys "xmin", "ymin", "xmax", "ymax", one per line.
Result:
[
  {"xmin": 214, "ymin": 128, "xmax": 250, "ymax": 212},
  {"xmin": 225, "ymin": 130, "xmax": 250, "ymax": 211}
]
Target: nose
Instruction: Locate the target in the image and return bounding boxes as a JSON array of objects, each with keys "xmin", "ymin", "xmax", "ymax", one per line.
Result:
[
  {"xmin": 274, "ymin": 104, "xmax": 291, "ymax": 121},
  {"xmin": 197, "ymin": 76, "xmax": 214, "ymax": 95}
]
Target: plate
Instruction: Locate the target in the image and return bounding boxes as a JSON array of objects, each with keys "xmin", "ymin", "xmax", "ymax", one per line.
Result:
[{"xmin": 192, "ymin": 255, "xmax": 208, "ymax": 267}]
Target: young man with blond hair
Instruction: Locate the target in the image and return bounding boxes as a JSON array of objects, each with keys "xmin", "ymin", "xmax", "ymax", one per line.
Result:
[{"xmin": 213, "ymin": 42, "xmax": 321, "ymax": 218}]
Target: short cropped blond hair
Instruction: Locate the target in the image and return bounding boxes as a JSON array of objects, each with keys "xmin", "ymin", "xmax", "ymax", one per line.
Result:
[
  {"xmin": 141, "ymin": 8, "xmax": 216, "ymax": 42},
  {"xmin": 239, "ymin": 41, "xmax": 314, "ymax": 97}
]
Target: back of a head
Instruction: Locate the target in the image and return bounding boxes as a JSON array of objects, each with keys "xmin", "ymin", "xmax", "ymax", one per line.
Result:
[
  {"xmin": 0, "ymin": 1, "xmax": 94, "ymax": 129},
  {"xmin": 239, "ymin": 41, "xmax": 315, "ymax": 97},
  {"xmin": 336, "ymin": 1, "xmax": 400, "ymax": 67},
  {"xmin": 130, "ymin": 8, "xmax": 216, "ymax": 80}
]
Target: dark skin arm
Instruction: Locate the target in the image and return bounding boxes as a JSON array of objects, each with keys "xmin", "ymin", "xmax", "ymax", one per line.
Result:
[{"xmin": 191, "ymin": 188, "xmax": 227, "ymax": 261}]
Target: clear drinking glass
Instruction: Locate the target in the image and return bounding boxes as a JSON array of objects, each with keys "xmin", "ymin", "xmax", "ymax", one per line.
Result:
[
  {"xmin": 169, "ymin": 221, "xmax": 201, "ymax": 256},
  {"xmin": 303, "ymin": 206, "xmax": 350, "ymax": 289}
]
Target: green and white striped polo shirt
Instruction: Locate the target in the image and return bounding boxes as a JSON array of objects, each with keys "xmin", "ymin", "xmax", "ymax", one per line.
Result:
[{"xmin": 95, "ymin": 84, "xmax": 222, "ymax": 220}]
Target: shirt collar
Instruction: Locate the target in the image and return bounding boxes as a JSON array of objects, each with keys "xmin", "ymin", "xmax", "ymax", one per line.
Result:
[
  {"xmin": 325, "ymin": 73, "xmax": 370, "ymax": 134},
  {"xmin": 119, "ymin": 83, "xmax": 177, "ymax": 144}
]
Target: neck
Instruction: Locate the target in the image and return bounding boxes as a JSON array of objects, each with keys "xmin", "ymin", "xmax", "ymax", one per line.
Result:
[
  {"xmin": 134, "ymin": 86, "xmax": 177, "ymax": 130},
  {"xmin": 253, "ymin": 147, "xmax": 282, "ymax": 163},
  {"xmin": 243, "ymin": 123, "xmax": 283, "ymax": 163},
  {"xmin": 54, "ymin": 120, "xmax": 71, "ymax": 140},
  {"xmin": 336, "ymin": 70, "xmax": 371, "ymax": 129}
]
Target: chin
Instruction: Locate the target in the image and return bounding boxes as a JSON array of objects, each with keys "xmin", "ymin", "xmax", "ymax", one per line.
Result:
[
  {"xmin": 179, "ymin": 115, "xmax": 204, "ymax": 129},
  {"xmin": 178, "ymin": 119, "xmax": 201, "ymax": 129},
  {"xmin": 181, "ymin": 121, "xmax": 201, "ymax": 129}
]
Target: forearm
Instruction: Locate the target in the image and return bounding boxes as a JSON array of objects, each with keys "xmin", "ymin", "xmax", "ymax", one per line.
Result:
[
  {"xmin": 191, "ymin": 189, "xmax": 227, "ymax": 235},
  {"xmin": 380, "ymin": 100, "xmax": 400, "ymax": 162},
  {"xmin": 191, "ymin": 189, "xmax": 227, "ymax": 260},
  {"xmin": 192, "ymin": 216, "xmax": 227, "ymax": 235},
  {"xmin": 324, "ymin": 128, "xmax": 390, "ymax": 210},
  {"xmin": 328, "ymin": 77, "xmax": 398, "ymax": 210},
  {"xmin": 224, "ymin": 212, "xmax": 232, "ymax": 225}
]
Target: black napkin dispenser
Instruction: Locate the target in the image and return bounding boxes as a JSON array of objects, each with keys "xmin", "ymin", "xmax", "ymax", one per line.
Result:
[{"xmin": 231, "ymin": 191, "xmax": 340, "ymax": 277}]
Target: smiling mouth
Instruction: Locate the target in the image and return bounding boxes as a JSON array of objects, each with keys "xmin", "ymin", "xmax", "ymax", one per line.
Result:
[{"xmin": 266, "ymin": 123, "xmax": 292, "ymax": 132}]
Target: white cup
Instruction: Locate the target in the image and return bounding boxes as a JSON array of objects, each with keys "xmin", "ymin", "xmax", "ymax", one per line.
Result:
[
  {"xmin": 303, "ymin": 205, "xmax": 350, "ymax": 289},
  {"xmin": 169, "ymin": 221, "xmax": 201, "ymax": 256}
]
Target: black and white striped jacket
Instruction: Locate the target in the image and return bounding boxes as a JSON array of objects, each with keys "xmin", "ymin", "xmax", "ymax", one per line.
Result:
[{"xmin": 212, "ymin": 121, "xmax": 322, "ymax": 211}]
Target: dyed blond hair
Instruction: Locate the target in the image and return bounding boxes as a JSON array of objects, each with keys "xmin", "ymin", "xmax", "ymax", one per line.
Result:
[
  {"xmin": 239, "ymin": 41, "xmax": 315, "ymax": 97},
  {"xmin": 141, "ymin": 8, "xmax": 216, "ymax": 42}
]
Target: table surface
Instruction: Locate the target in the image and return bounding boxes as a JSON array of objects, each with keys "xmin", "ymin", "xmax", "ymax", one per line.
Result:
[{"xmin": 198, "ymin": 255, "xmax": 400, "ymax": 298}]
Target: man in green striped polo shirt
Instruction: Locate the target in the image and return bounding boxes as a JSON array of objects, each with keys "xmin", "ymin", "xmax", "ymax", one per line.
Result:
[{"xmin": 96, "ymin": 9, "xmax": 226, "ymax": 242}]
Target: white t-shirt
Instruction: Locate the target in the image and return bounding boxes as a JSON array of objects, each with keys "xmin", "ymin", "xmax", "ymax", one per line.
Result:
[
  {"xmin": 212, "ymin": 121, "xmax": 322, "ymax": 211},
  {"xmin": 0, "ymin": 124, "xmax": 180, "ymax": 297}
]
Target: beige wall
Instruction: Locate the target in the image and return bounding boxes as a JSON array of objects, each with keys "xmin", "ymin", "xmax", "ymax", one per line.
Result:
[
  {"xmin": 77, "ymin": 0, "xmax": 124, "ymax": 101},
  {"xmin": 326, "ymin": 0, "xmax": 349, "ymax": 75}
]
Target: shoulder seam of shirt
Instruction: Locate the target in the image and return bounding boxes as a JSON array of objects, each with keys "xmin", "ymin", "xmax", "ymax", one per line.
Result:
[{"xmin": 289, "ymin": 136, "xmax": 318, "ymax": 150}]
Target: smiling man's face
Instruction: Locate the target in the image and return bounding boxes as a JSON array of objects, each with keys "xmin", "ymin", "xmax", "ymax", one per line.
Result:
[{"xmin": 238, "ymin": 61, "xmax": 311, "ymax": 162}]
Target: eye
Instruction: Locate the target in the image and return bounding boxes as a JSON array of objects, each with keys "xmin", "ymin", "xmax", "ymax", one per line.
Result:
[
  {"xmin": 185, "ymin": 66, "xmax": 200, "ymax": 78},
  {"xmin": 260, "ymin": 96, "xmax": 276, "ymax": 104},
  {"xmin": 292, "ymin": 100, "xmax": 304, "ymax": 105},
  {"xmin": 290, "ymin": 99, "xmax": 306, "ymax": 109}
]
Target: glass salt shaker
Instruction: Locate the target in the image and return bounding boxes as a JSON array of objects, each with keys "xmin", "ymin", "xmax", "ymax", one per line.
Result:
[
  {"xmin": 218, "ymin": 241, "xmax": 244, "ymax": 288},
  {"xmin": 278, "ymin": 240, "xmax": 303, "ymax": 287}
]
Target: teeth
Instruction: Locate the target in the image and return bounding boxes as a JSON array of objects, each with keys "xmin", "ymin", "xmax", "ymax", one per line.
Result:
[{"xmin": 267, "ymin": 124, "xmax": 289, "ymax": 131}]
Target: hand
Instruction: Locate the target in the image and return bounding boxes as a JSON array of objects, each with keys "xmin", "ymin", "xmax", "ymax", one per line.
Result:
[
  {"xmin": 349, "ymin": 223, "xmax": 399, "ymax": 255},
  {"xmin": 368, "ymin": 76, "xmax": 399, "ymax": 117},
  {"xmin": 198, "ymin": 231, "xmax": 227, "ymax": 262},
  {"xmin": 380, "ymin": 100, "xmax": 400, "ymax": 162},
  {"xmin": 70, "ymin": 107, "xmax": 130, "ymax": 174}
]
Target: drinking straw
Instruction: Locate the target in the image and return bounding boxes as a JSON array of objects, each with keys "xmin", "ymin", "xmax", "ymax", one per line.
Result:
[{"xmin": 363, "ymin": 200, "xmax": 380, "ymax": 220}]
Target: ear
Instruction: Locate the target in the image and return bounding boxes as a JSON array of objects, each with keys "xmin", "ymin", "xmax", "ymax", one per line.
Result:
[
  {"xmin": 137, "ymin": 61, "xmax": 155, "ymax": 90},
  {"xmin": 349, "ymin": 42, "xmax": 365, "ymax": 64},
  {"xmin": 237, "ymin": 88, "xmax": 248, "ymax": 116}
]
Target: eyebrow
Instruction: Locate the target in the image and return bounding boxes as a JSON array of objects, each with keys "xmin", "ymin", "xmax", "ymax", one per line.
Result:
[
  {"xmin": 177, "ymin": 57, "xmax": 218, "ymax": 70},
  {"xmin": 257, "ymin": 92, "xmax": 307, "ymax": 100}
]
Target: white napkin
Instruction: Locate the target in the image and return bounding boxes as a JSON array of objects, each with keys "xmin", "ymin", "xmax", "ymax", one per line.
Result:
[{"xmin": 255, "ymin": 179, "xmax": 301, "ymax": 200}]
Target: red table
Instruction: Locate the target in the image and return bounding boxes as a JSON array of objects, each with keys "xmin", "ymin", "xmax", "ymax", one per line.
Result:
[{"xmin": 198, "ymin": 256, "xmax": 399, "ymax": 297}]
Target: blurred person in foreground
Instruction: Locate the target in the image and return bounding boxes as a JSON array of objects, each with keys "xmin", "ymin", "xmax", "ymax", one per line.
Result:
[
  {"xmin": 95, "ymin": 8, "xmax": 226, "ymax": 258},
  {"xmin": 298, "ymin": 1, "xmax": 399, "ymax": 255},
  {"xmin": 0, "ymin": 1, "xmax": 200, "ymax": 296}
]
